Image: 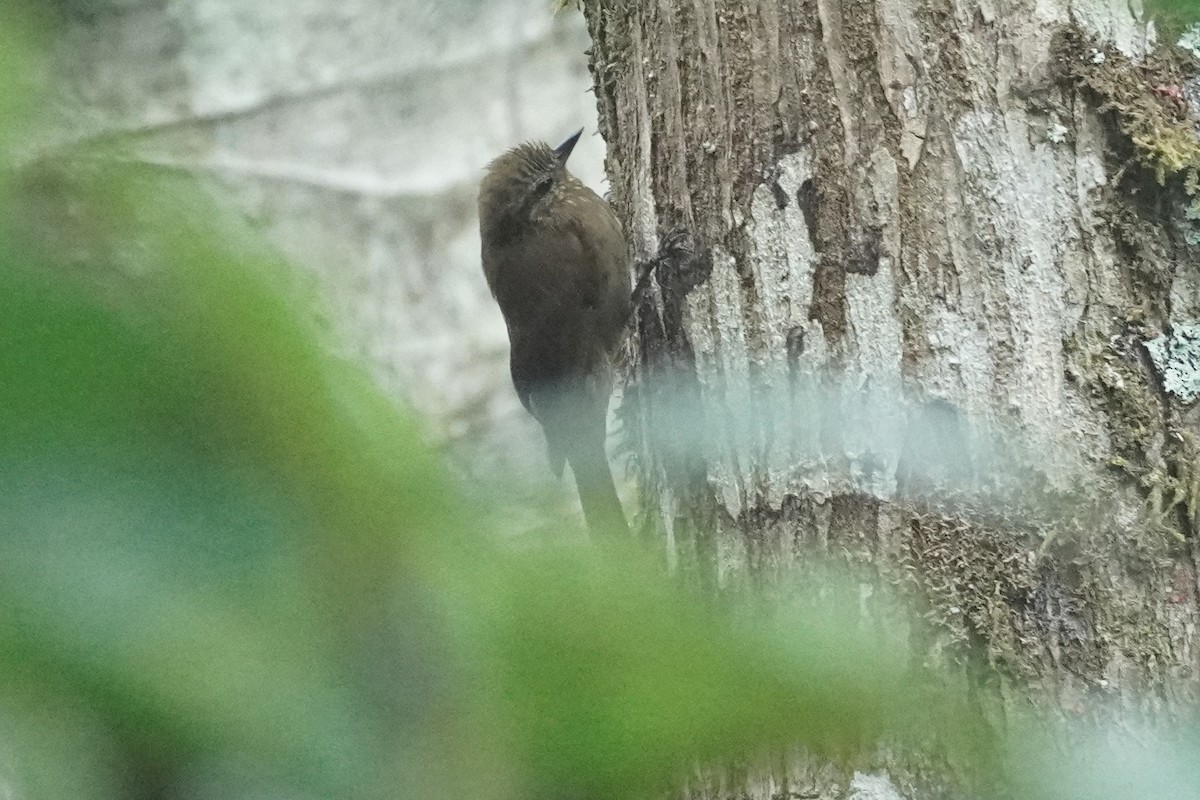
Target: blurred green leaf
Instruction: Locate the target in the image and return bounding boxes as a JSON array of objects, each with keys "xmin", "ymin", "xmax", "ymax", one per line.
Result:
[
  {"xmin": 0, "ymin": 682, "xmax": 123, "ymax": 800},
  {"xmin": 0, "ymin": 2, "xmax": 42, "ymax": 166},
  {"xmin": 0, "ymin": 178, "xmax": 395, "ymax": 798},
  {"xmin": 464, "ymin": 545, "xmax": 916, "ymax": 800}
]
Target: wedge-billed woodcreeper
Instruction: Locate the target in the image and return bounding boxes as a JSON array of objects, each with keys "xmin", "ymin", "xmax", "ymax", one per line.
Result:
[{"xmin": 478, "ymin": 129, "xmax": 630, "ymax": 534}]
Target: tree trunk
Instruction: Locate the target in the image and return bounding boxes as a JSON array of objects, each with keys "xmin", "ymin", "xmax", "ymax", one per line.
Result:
[{"xmin": 584, "ymin": 0, "xmax": 1199, "ymax": 795}]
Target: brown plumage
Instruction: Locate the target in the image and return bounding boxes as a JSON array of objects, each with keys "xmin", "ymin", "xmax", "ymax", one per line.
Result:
[{"xmin": 478, "ymin": 129, "xmax": 630, "ymax": 535}]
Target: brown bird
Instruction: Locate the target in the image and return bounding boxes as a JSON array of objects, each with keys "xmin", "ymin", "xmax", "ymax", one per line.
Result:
[{"xmin": 478, "ymin": 129, "xmax": 630, "ymax": 534}]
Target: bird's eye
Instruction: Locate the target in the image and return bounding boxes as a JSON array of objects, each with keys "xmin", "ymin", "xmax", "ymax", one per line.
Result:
[{"xmin": 532, "ymin": 175, "xmax": 554, "ymax": 198}]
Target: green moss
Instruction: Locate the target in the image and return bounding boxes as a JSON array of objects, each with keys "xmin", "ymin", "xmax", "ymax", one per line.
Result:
[
  {"xmin": 1062, "ymin": 327, "xmax": 1200, "ymax": 544},
  {"xmin": 1067, "ymin": 329, "xmax": 1161, "ymax": 459},
  {"xmin": 1066, "ymin": 323, "xmax": 1200, "ymax": 547},
  {"xmin": 1053, "ymin": 28, "xmax": 1200, "ymax": 191},
  {"xmin": 1131, "ymin": 125, "xmax": 1200, "ymax": 189},
  {"xmin": 900, "ymin": 510, "xmax": 1042, "ymax": 677}
]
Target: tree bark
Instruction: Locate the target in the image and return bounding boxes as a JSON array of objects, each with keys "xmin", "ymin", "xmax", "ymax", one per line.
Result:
[{"xmin": 584, "ymin": 0, "xmax": 1199, "ymax": 795}]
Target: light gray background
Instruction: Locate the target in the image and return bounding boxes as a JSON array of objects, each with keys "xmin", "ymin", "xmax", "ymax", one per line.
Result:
[{"xmin": 47, "ymin": 0, "xmax": 610, "ymax": 503}]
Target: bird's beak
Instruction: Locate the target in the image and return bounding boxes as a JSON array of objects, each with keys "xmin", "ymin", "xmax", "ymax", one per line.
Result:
[{"xmin": 553, "ymin": 128, "xmax": 584, "ymax": 164}]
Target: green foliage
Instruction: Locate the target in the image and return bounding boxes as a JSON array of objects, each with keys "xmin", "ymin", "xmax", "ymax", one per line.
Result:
[{"xmin": 1148, "ymin": 0, "xmax": 1200, "ymax": 42}]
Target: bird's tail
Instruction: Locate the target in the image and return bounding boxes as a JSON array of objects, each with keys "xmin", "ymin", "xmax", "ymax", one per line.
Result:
[
  {"xmin": 566, "ymin": 438, "xmax": 629, "ymax": 536},
  {"xmin": 534, "ymin": 378, "xmax": 629, "ymax": 536}
]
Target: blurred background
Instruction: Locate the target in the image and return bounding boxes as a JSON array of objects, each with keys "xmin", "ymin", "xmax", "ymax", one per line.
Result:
[
  {"xmin": 40, "ymin": 0, "xmax": 607, "ymax": 482},
  {"xmin": 6, "ymin": 3, "xmax": 1200, "ymax": 800}
]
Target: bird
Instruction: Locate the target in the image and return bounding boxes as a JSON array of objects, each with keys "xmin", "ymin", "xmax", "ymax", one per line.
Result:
[{"xmin": 478, "ymin": 128, "xmax": 631, "ymax": 535}]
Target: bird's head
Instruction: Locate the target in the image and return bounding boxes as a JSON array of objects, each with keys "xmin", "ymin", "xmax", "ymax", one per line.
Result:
[{"xmin": 478, "ymin": 128, "xmax": 583, "ymax": 236}]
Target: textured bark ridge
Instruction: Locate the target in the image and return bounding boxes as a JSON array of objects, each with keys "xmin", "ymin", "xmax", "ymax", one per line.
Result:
[{"xmin": 585, "ymin": 0, "xmax": 1199, "ymax": 794}]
